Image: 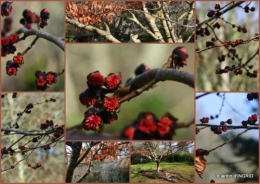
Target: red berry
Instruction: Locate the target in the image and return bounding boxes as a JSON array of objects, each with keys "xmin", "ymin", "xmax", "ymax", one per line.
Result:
[
  {"xmin": 87, "ymin": 71, "xmax": 104, "ymax": 88},
  {"xmin": 1, "ymin": 37, "xmax": 9, "ymax": 46},
  {"xmin": 82, "ymin": 115, "xmax": 102, "ymax": 131},
  {"xmin": 222, "ymin": 125, "xmax": 228, "ymax": 132},
  {"xmin": 104, "ymin": 96, "xmax": 119, "ymax": 112},
  {"xmin": 157, "ymin": 116, "xmax": 173, "ymax": 136},
  {"xmin": 138, "ymin": 113, "xmax": 157, "ymax": 134},
  {"xmin": 46, "ymin": 72, "xmax": 56, "ymax": 84},
  {"xmin": 40, "ymin": 8, "xmax": 50, "ymax": 20},
  {"xmin": 36, "ymin": 162, "xmax": 41, "ymax": 168},
  {"xmin": 226, "ymin": 119, "xmax": 232, "ymax": 124},
  {"xmin": 9, "ymin": 33, "xmax": 19, "ymax": 43},
  {"xmin": 214, "ymin": 4, "xmax": 220, "ymax": 10},
  {"xmin": 105, "ymin": 73, "xmax": 122, "ymax": 89},
  {"xmin": 1, "ymin": 2, "xmax": 13, "ymax": 16},
  {"xmin": 207, "ymin": 10, "xmax": 215, "ymax": 17}
]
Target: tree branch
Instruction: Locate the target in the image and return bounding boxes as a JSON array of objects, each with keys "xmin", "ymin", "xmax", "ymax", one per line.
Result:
[
  {"xmin": 197, "ymin": 1, "xmax": 245, "ymax": 28},
  {"xmin": 196, "ymin": 124, "xmax": 259, "ymax": 130},
  {"xmin": 1, "ymin": 127, "xmax": 57, "ymax": 136},
  {"xmin": 66, "ymin": 16, "xmax": 120, "ymax": 43},
  {"xmin": 66, "ymin": 142, "xmax": 82, "ymax": 183},
  {"xmin": 16, "ymin": 27, "xmax": 64, "ymax": 51},
  {"xmin": 127, "ymin": 11, "xmax": 162, "ymax": 42},
  {"xmin": 208, "ymin": 128, "xmax": 249, "ymax": 152},
  {"xmin": 126, "ymin": 68, "xmax": 194, "ymax": 90}
]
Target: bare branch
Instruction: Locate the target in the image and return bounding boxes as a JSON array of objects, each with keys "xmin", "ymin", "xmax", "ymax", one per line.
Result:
[
  {"xmin": 196, "ymin": 124, "xmax": 259, "ymax": 130},
  {"xmin": 66, "ymin": 16, "xmax": 120, "ymax": 43},
  {"xmin": 16, "ymin": 27, "xmax": 64, "ymax": 51},
  {"xmin": 126, "ymin": 68, "xmax": 194, "ymax": 90},
  {"xmin": 208, "ymin": 128, "xmax": 249, "ymax": 153}
]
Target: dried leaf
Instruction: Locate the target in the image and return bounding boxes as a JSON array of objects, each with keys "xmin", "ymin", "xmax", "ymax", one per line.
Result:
[{"xmin": 195, "ymin": 155, "xmax": 207, "ymax": 178}]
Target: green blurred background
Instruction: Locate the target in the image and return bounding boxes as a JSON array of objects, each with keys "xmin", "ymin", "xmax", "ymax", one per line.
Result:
[
  {"xmin": 1, "ymin": 93, "xmax": 64, "ymax": 182},
  {"xmin": 1, "ymin": 1, "xmax": 64, "ymax": 91},
  {"xmin": 66, "ymin": 44, "xmax": 194, "ymax": 140}
]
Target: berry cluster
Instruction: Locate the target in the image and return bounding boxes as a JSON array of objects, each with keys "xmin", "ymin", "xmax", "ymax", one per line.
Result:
[
  {"xmin": 35, "ymin": 71, "xmax": 58, "ymax": 91},
  {"xmin": 243, "ymin": 5, "xmax": 255, "ymax": 13},
  {"xmin": 1, "ymin": 33, "xmax": 19, "ymax": 57},
  {"xmin": 122, "ymin": 112, "xmax": 177, "ymax": 140},
  {"xmin": 27, "ymin": 162, "xmax": 42, "ymax": 170},
  {"xmin": 20, "ymin": 8, "xmax": 50, "ymax": 29},
  {"xmin": 1, "ymin": 1, "xmax": 12, "ymax": 16},
  {"xmin": 196, "ymin": 149, "xmax": 209, "ymax": 156},
  {"xmin": 215, "ymin": 66, "xmax": 258, "ymax": 78},
  {"xmin": 80, "ymin": 71, "xmax": 122, "ymax": 131},
  {"xmin": 196, "ymin": 3, "xmax": 258, "ymax": 82},
  {"xmin": 199, "ymin": 118, "xmax": 232, "ymax": 134},
  {"xmin": 200, "ymin": 117, "xmax": 209, "ymax": 124},
  {"xmin": 2, "ymin": 17, "xmax": 12, "ymax": 36},
  {"xmin": 196, "ymin": 3, "xmax": 254, "ymax": 38},
  {"xmin": 12, "ymin": 97, "xmax": 57, "ymax": 129},
  {"xmin": 242, "ymin": 114, "xmax": 258, "ymax": 126},
  {"xmin": 247, "ymin": 93, "xmax": 258, "ymax": 101}
]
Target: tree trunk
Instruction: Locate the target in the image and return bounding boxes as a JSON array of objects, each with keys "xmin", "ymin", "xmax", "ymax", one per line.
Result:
[{"xmin": 156, "ymin": 161, "xmax": 160, "ymax": 173}]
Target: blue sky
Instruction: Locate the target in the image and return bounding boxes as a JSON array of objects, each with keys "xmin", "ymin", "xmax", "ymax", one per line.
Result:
[{"xmin": 196, "ymin": 93, "xmax": 258, "ymax": 140}]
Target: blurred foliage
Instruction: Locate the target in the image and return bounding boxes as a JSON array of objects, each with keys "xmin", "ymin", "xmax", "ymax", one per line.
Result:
[
  {"xmin": 1, "ymin": 93, "xmax": 64, "ymax": 182},
  {"xmin": 1, "ymin": 1, "xmax": 64, "ymax": 91},
  {"xmin": 196, "ymin": 1, "xmax": 259, "ymax": 91},
  {"xmin": 66, "ymin": 44, "xmax": 194, "ymax": 140}
]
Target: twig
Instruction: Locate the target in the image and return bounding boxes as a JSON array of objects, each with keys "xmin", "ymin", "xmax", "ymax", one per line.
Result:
[
  {"xmin": 197, "ymin": 2, "xmax": 245, "ymax": 28},
  {"xmin": 208, "ymin": 128, "xmax": 249, "ymax": 152},
  {"xmin": 21, "ymin": 37, "xmax": 39, "ymax": 55},
  {"xmin": 16, "ymin": 27, "xmax": 64, "ymax": 51},
  {"xmin": 176, "ymin": 121, "xmax": 194, "ymax": 128},
  {"xmin": 1, "ymin": 127, "xmax": 58, "ymax": 136},
  {"xmin": 196, "ymin": 124, "xmax": 258, "ymax": 130}
]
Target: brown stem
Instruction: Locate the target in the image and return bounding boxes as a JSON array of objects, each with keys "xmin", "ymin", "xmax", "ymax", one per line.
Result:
[
  {"xmin": 208, "ymin": 129, "xmax": 249, "ymax": 152},
  {"xmin": 21, "ymin": 37, "xmax": 39, "ymax": 56}
]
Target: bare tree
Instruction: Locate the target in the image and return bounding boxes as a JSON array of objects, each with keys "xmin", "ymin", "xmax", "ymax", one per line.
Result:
[{"xmin": 132, "ymin": 141, "xmax": 194, "ymax": 173}]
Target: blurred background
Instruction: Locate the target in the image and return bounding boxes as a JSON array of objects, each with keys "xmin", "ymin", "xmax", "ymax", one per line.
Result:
[
  {"xmin": 196, "ymin": 93, "xmax": 259, "ymax": 182},
  {"xmin": 196, "ymin": 1, "xmax": 259, "ymax": 91},
  {"xmin": 1, "ymin": 1, "xmax": 64, "ymax": 91},
  {"xmin": 66, "ymin": 44, "xmax": 194, "ymax": 140},
  {"xmin": 1, "ymin": 93, "xmax": 64, "ymax": 182}
]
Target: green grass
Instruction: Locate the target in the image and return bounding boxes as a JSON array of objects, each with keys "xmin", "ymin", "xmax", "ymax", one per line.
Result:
[{"xmin": 131, "ymin": 161, "xmax": 194, "ymax": 183}]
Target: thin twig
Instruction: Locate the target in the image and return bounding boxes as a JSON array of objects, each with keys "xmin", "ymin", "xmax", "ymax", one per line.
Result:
[
  {"xmin": 196, "ymin": 124, "xmax": 258, "ymax": 130},
  {"xmin": 208, "ymin": 128, "xmax": 249, "ymax": 152}
]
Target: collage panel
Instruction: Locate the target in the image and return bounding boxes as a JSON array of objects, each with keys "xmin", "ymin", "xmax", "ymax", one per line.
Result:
[
  {"xmin": 1, "ymin": 1, "xmax": 65, "ymax": 91},
  {"xmin": 195, "ymin": 92, "xmax": 259, "ymax": 183},
  {"xmin": 130, "ymin": 141, "xmax": 195, "ymax": 183},
  {"xmin": 196, "ymin": 1, "xmax": 259, "ymax": 91},
  {"xmin": 65, "ymin": 141, "xmax": 130, "ymax": 183},
  {"xmin": 65, "ymin": 1, "xmax": 194, "ymax": 43},
  {"xmin": 65, "ymin": 44, "xmax": 194, "ymax": 141},
  {"xmin": 1, "ymin": 93, "xmax": 65, "ymax": 182}
]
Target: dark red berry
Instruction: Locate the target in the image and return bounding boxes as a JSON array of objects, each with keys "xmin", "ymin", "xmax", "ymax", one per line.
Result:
[
  {"xmin": 207, "ymin": 10, "xmax": 215, "ymax": 17},
  {"xmin": 1, "ymin": 2, "xmax": 13, "ymax": 16}
]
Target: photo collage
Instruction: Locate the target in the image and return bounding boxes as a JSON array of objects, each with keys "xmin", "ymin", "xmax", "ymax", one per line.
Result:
[{"xmin": 0, "ymin": 1, "xmax": 259, "ymax": 183}]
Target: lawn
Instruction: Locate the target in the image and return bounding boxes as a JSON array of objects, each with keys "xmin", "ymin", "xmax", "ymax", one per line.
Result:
[{"xmin": 131, "ymin": 162, "xmax": 194, "ymax": 183}]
